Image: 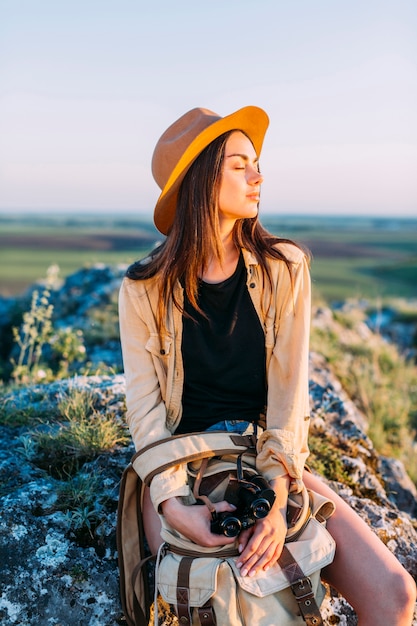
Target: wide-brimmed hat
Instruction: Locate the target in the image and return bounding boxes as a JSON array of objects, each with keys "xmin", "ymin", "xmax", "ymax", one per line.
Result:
[{"xmin": 151, "ymin": 105, "xmax": 269, "ymax": 234}]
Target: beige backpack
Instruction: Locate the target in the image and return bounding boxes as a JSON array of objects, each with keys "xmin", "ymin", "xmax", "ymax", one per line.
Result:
[{"xmin": 117, "ymin": 432, "xmax": 336, "ymax": 626}]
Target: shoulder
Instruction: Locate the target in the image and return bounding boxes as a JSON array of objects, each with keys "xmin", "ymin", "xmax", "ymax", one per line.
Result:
[
  {"xmin": 241, "ymin": 242, "xmax": 308, "ymax": 277},
  {"xmin": 120, "ymin": 274, "xmax": 159, "ymax": 300},
  {"xmin": 271, "ymin": 241, "xmax": 307, "ymax": 265}
]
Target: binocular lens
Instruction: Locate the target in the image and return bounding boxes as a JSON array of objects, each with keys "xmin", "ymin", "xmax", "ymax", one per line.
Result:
[
  {"xmin": 220, "ymin": 516, "xmax": 242, "ymax": 538},
  {"xmin": 251, "ymin": 498, "xmax": 271, "ymax": 519}
]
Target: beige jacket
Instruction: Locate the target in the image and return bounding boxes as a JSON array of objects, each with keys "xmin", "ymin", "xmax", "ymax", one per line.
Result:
[{"xmin": 118, "ymin": 243, "xmax": 311, "ymax": 511}]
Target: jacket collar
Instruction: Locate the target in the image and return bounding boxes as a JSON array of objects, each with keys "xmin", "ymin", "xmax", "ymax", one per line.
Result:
[{"xmin": 241, "ymin": 247, "xmax": 258, "ymax": 268}]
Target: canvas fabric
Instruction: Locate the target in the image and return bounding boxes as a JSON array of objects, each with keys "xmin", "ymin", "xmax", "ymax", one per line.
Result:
[{"xmin": 117, "ymin": 432, "xmax": 336, "ymax": 626}]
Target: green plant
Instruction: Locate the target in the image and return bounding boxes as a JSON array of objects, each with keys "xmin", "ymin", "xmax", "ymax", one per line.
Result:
[
  {"xmin": 9, "ymin": 265, "xmax": 89, "ymax": 385},
  {"xmin": 10, "ymin": 265, "xmax": 58, "ymax": 384},
  {"xmin": 25, "ymin": 386, "xmax": 129, "ymax": 477},
  {"xmin": 0, "ymin": 388, "xmax": 59, "ymax": 426},
  {"xmin": 56, "ymin": 470, "xmax": 106, "ymax": 540},
  {"xmin": 58, "ymin": 386, "xmax": 96, "ymax": 422},
  {"xmin": 84, "ymin": 292, "xmax": 120, "ymax": 344},
  {"xmin": 63, "ymin": 506, "xmax": 98, "ymax": 537},
  {"xmin": 16, "ymin": 435, "xmax": 38, "ymax": 460},
  {"xmin": 49, "ymin": 327, "xmax": 87, "ymax": 378},
  {"xmin": 0, "ymin": 400, "xmax": 38, "ymax": 426},
  {"xmin": 68, "ymin": 564, "xmax": 89, "ymax": 583},
  {"xmin": 308, "ymin": 433, "xmax": 354, "ymax": 487}
]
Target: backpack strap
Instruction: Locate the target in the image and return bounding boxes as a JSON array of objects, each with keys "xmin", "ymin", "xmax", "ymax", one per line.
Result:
[
  {"xmin": 131, "ymin": 554, "xmax": 156, "ymax": 626},
  {"xmin": 176, "ymin": 556, "xmax": 194, "ymax": 625},
  {"xmin": 176, "ymin": 556, "xmax": 217, "ymax": 626},
  {"xmin": 278, "ymin": 545, "xmax": 323, "ymax": 626},
  {"xmin": 117, "ymin": 465, "xmax": 152, "ymax": 626},
  {"xmin": 132, "ymin": 431, "xmax": 257, "ymax": 485},
  {"xmin": 197, "ymin": 601, "xmax": 217, "ymax": 626}
]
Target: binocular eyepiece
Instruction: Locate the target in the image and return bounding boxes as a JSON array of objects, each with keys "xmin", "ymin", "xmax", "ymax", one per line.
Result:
[{"xmin": 210, "ymin": 474, "xmax": 276, "ymax": 538}]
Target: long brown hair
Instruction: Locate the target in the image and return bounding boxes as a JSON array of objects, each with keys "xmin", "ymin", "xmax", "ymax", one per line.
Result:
[{"xmin": 126, "ymin": 130, "xmax": 307, "ymax": 327}]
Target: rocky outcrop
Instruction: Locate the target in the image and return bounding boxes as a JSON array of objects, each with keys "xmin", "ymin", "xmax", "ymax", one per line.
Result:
[
  {"xmin": 0, "ymin": 375, "xmax": 132, "ymax": 626},
  {"xmin": 1, "ymin": 363, "xmax": 416, "ymax": 624},
  {"xmin": 309, "ymin": 351, "xmax": 417, "ymax": 622},
  {"xmin": 0, "ymin": 265, "xmax": 416, "ymax": 624}
]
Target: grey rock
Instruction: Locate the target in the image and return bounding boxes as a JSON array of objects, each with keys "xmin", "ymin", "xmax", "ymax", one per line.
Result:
[
  {"xmin": 380, "ymin": 456, "xmax": 417, "ymax": 518},
  {"xmin": 0, "ymin": 268, "xmax": 416, "ymax": 624}
]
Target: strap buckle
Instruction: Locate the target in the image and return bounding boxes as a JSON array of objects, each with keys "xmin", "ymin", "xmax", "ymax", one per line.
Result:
[{"xmin": 291, "ymin": 576, "xmax": 315, "ymax": 602}]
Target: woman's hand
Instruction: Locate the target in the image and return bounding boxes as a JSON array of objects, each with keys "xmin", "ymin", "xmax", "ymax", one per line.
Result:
[
  {"xmin": 235, "ymin": 475, "xmax": 290, "ymax": 577},
  {"xmin": 161, "ymin": 497, "xmax": 238, "ymax": 547}
]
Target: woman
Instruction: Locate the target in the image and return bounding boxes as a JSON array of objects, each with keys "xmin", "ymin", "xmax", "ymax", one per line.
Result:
[{"xmin": 119, "ymin": 106, "xmax": 416, "ymax": 624}]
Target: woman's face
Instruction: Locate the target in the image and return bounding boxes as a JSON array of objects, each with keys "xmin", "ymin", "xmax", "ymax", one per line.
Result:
[{"xmin": 217, "ymin": 131, "xmax": 264, "ymax": 224}]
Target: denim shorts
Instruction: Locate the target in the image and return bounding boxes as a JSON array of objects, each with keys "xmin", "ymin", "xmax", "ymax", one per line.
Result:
[{"xmin": 205, "ymin": 420, "xmax": 255, "ymax": 435}]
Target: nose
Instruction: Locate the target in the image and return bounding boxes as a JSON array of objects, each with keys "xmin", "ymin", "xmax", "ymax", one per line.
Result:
[{"xmin": 248, "ymin": 165, "xmax": 263, "ymax": 185}]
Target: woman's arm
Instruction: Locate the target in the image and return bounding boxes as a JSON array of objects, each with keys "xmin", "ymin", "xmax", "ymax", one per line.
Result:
[
  {"xmin": 119, "ymin": 277, "xmax": 171, "ymax": 445},
  {"xmin": 257, "ymin": 249, "xmax": 312, "ymax": 488},
  {"xmin": 119, "ymin": 278, "xmax": 190, "ymax": 508}
]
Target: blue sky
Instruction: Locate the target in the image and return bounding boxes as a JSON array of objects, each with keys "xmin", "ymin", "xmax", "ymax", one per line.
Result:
[{"xmin": 1, "ymin": 0, "xmax": 416, "ymax": 217}]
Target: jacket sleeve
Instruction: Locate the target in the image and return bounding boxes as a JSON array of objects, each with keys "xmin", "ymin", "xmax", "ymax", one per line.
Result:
[
  {"xmin": 256, "ymin": 250, "xmax": 311, "ymax": 492},
  {"xmin": 118, "ymin": 278, "xmax": 190, "ymax": 510}
]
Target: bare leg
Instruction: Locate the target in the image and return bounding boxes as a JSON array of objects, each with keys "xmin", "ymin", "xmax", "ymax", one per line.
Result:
[
  {"xmin": 303, "ymin": 470, "xmax": 416, "ymax": 626},
  {"xmin": 143, "ymin": 485, "xmax": 163, "ymax": 554}
]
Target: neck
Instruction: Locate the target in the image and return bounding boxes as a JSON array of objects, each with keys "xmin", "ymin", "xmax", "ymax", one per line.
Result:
[{"xmin": 201, "ymin": 222, "xmax": 239, "ymax": 284}]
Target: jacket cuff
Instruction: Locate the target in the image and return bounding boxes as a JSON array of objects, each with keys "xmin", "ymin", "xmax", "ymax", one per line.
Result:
[
  {"xmin": 149, "ymin": 465, "xmax": 191, "ymax": 512},
  {"xmin": 256, "ymin": 429, "xmax": 305, "ymax": 488}
]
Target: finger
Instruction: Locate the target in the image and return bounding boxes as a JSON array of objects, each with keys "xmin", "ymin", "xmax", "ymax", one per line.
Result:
[
  {"xmin": 204, "ymin": 533, "xmax": 237, "ymax": 547},
  {"xmin": 214, "ymin": 500, "xmax": 237, "ymax": 513},
  {"xmin": 251, "ymin": 535, "xmax": 287, "ymax": 573},
  {"xmin": 237, "ymin": 528, "xmax": 252, "ymax": 552},
  {"xmin": 236, "ymin": 536, "xmax": 267, "ymax": 573},
  {"xmin": 267, "ymin": 536, "xmax": 285, "ymax": 563},
  {"xmin": 261, "ymin": 542, "xmax": 284, "ymax": 571},
  {"xmin": 238, "ymin": 536, "xmax": 283, "ymax": 575},
  {"xmin": 237, "ymin": 527, "xmax": 263, "ymax": 560}
]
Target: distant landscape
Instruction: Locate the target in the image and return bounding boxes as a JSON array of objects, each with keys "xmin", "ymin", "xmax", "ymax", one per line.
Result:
[{"xmin": 0, "ymin": 212, "xmax": 416, "ymax": 304}]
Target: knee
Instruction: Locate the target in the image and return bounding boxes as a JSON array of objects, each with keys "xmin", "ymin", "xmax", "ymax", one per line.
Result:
[
  {"xmin": 362, "ymin": 569, "xmax": 417, "ymax": 624},
  {"xmin": 392, "ymin": 569, "xmax": 416, "ymax": 616}
]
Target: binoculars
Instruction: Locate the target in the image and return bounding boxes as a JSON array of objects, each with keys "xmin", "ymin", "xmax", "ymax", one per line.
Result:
[{"xmin": 210, "ymin": 474, "xmax": 276, "ymax": 537}]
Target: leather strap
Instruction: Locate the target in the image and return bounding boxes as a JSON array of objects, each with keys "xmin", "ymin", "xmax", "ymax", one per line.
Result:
[
  {"xmin": 278, "ymin": 545, "xmax": 323, "ymax": 626},
  {"xmin": 131, "ymin": 555, "xmax": 155, "ymax": 626},
  {"xmin": 198, "ymin": 600, "xmax": 217, "ymax": 625},
  {"xmin": 176, "ymin": 557, "xmax": 194, "ymax": 625},
  {"xmin": 175, "ymin": 556, "xmax": 217, "ymax": 626}
]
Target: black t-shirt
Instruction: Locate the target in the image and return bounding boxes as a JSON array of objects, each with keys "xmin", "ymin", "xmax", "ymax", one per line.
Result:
[{"xmin": 177, "ymin": 253, "xmax": 266, "ymax": 434}]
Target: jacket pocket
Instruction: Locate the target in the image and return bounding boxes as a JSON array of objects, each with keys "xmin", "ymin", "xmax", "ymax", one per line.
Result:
[
  {"xmin": 145, "ymin": 333, "xmax": 172, "ymax": 358},
  {"xmin": 145, "ymin": 334, "xmax": 172, "ymax": 399}
]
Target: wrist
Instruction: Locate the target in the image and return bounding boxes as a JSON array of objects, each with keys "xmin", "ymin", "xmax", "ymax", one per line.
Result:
[{"xmin": 270, "ymin": 475, "xmax": 290, "ymax": 509}]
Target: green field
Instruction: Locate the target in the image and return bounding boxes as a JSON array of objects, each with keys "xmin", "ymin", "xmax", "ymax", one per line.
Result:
[
  {"xmin": 0, "ymin": 214, "xmax": 159, "ymax": 296},
  {"xmin": 1, "ymin": 213, "xmax": 416, "ymax": 304},
  {"xmin": 262, "ymin": 215, "xmax": 417, "ymax": 303}
]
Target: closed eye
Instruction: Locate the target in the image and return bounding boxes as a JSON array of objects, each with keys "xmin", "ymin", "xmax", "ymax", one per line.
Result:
[{"xmin": 226, "ymin": 153, "xmax": 260, "ymax": 171}]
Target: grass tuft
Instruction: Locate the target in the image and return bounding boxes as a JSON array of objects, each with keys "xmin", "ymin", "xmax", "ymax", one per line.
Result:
[{"xmin": 18, "ymin": 386, "xmax": 129, "ymax": 478}]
